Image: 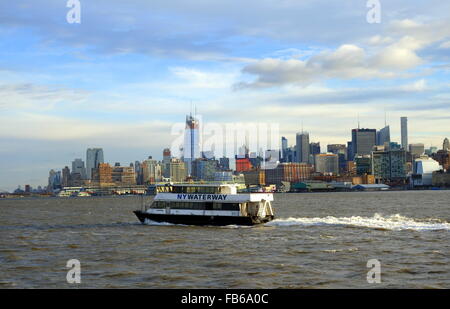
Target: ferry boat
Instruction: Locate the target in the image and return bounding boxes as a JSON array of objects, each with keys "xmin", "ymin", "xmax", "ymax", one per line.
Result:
[{"xmin": 134, "ymin": 184, "xmax": 275, "ymax": 226}]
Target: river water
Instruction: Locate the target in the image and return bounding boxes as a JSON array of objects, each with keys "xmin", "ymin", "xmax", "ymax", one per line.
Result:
[{"xmin": 0, "ymin": 191, "xmax": 449, "ymax": 288}]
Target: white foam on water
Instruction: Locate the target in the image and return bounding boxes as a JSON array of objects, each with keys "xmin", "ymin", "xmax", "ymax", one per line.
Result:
[
  {"xmin": 266, "ymin": 213, "xmax": 450, "ymax": 231},
  {"xmin": 220, "ymin": 224, "xmax": 253, "ymax": 229},
  {"xmin": 143, "ymin": 219, "xmax": 177, "ymax": 226}
]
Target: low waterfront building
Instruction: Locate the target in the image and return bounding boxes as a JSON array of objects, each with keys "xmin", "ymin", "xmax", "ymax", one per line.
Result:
[
  {"xmin": 291, "ymin": 181, "xmax": 335, "ymax": 192},
  {"xmin": 352, "ymin": 184, "xmax": 390, "ymax": 191},
  {"xmin": 432, "ymin": 170, "xmax": 450, "ymax": 187},
  {"xmin": 371, "ymin": 148, "xmax": 406, "ymax": 183},
  {"xmin": 411, "ymin": 156, "xmax": 442, "ymax": 187},
  {"xmin": 432, "ymin": 150, "xmax": 450, "ymax": 171},
  {"xmin": 243, "ymin": 170, "xmax": 265, "ymax": 186},
  {"xmin": 329, "ymin": 181, "xmax": 353, "ymax": 190},
  {"xmin": 352, "ymin": 174, "xmax": 375, "ymax": 185}
]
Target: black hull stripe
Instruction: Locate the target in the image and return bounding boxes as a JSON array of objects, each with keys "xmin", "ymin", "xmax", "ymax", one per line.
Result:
[{"xmin": 134, "ymin": 211, "xmax": 273, "ymax": 226}]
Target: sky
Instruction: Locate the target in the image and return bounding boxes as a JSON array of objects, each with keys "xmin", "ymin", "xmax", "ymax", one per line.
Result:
[{"xmin": 1, "ymin": 0, "xmax": 449, "ymax": 191}]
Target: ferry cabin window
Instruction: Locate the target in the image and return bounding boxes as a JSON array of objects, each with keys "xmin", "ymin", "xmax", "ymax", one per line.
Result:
[
  {"xmin": 157, "ymin": 186, "xmax": 173, "ymax": 193},
  {"xmin": 172, "ymin": 186, "xmax": 219, "ymax": 194},
  {"xmin": 222, "ymin": 203, "xmax": 240, "ymax": 211},
  {"xmin": 205, "ymin": 202, "xmax": 213, "ymax": 210},
  {"xmin": 153, "ymin": 201, "xmax": 240, "ymax": 211}
]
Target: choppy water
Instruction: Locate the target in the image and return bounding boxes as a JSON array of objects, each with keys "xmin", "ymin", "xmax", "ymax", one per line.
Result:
[{"xmin": 0, "ymin": 191, "xmax": 449, "ymax": 288}]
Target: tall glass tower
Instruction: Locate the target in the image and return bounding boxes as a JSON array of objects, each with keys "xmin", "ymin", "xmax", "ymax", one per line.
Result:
[
  {"xmin": 401, "ymin": 117, "xmax": 408, "ymax": 150},
  {"xmin": 183, "ymin": 114, "xmax": 200, "ymax": 176},
  {"xmin": 351, "ymin": 128, "xmax": 376, "ymax": 157},
  {"xmin": 295, "ymin": 132, "xmax": 310, "ymax": 163},
  {"xmin": 86, "ymin": 148, "xmax": 104, "ymax": 180},
  {"xmin": 377, "ymin": 125, "xmax": 391, "ymax": 146}
]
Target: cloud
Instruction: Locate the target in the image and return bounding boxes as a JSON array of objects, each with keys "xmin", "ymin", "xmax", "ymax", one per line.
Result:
[
  {"xmin": 236, "ymin": 17, "xmax": 450, "ymax": 88},
  {"xmin": 0, "ymin": 82, "xmax": 89, "ymax": 111},
  {"xmin": 367, "ymin": 35, "xmax": 394, "ymax": 46},
  {"xmin": 439, "ymin": 41, "xmax": 450, "ymax": 49},
  {"xmin": 2, "ymin": 1, "xmax": 447, "ymax": 63},
  {"xmin": 169, "ymin": 67, "xmax": 238, "ymax": 89},
  {"xmin": 235, "ymin": 44, "xmax": 400, "ymax": 88},
  {"xmin": 371, "ymin": 37, "xmax": 424, "ymax": 70},
  {"xmin": 0, "ymin": 112, "xmax": 172, "ymax": 142}
]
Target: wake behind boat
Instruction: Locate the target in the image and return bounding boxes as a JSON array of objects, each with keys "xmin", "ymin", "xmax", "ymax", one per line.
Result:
[{"xmin": 134, "ymin": 184, "xmax": 275, "ymax": 226}]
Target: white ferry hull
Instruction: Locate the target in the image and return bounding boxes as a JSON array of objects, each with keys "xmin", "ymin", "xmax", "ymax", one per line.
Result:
[{"xmin": 134, "ymin": 210, "xmax": 274, "ymax": 226}]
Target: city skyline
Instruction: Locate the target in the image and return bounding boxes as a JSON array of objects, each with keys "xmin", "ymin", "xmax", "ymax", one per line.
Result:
[
  {"xmin": 3, "ymin": 113, "xmax": 449, "ymax": 192},
  {"xmin": 1, "ymin": 1, "xmax": 450, "ymax": 191}
]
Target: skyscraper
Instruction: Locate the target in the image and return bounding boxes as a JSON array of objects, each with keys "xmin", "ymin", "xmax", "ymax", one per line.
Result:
[
  {"xmin": 347, "ymin": 141, "xmax": 354, "ymax": 161},
  {"xmin": 401, "ymin": 117, "xmax": 408, "ymax": 150},
  {"xmin": 295, "ymin": 132, "xmax": 310, "ymax": 163},
  {"xmin": 141, "ymin": 157, "xmax": 162, "ymax": 184},
  {"xmin": 72, "ymin": 158, "xmax": 86, "ymax": 179},
  {"xmin": 327, "ymin": 144, "xmax": 347, "ymax": 171},
  {"xmin": 351, "ymin": 128, "xmax": 377, "ymax": 158},
  {"xmin": 86, "ymin": 148, "xmax": 104, "ymax": 180},
  {"xmin": 192, "ymin": 158, "xmax": 218, "ymax": 181},
  {"xmin": 281, "ymin": 137, "xmax": 288, "ymax": 162},
  {"xmin": 170, "ymin": 158, "xmax": 187, "ymax": 182},
  {"xmin": 219, "ymin": 157, "xmax": 230, "ymax": 171},
  {"xmin": 409, "ymin": 143, "xmax": 425, "ymax": 160},
  {"xmin": 376, "ymin": 125, "xmax": 391, "ymax": 146},
  {"xmin": 443, "ymin": 138, "xmax": 449, "ymax": 151},
  {"xmin": 183, "ymin": 114, "xmax": 200, "ymax": 176},
  {"xmin": 47, "ymin": 169, "xmax": 61, "ymax": 191},
  {"xmin": 309, "ymin": 142, "xmax": 320, "ymax": 165},
  {"xmin": 162, "ymin": 148, "xmax": 172, "ymax": 178},
  {"xmin": 62, "ymin": 166, "xmax": 71, "ymax": 187},
  {"xmin": 134, "ymin": 161, "xmax": 143, "ymax": 185}
]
